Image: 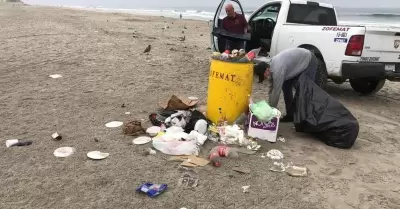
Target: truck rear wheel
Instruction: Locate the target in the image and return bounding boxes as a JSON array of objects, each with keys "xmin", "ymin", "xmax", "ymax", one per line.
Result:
[
  {"xmin": 315, "ymin": 56, "xmax": 328, "ymax": 88},
  {"xmin": 349, "ymin": 78, "xmax": 385, "ymax": 94}
]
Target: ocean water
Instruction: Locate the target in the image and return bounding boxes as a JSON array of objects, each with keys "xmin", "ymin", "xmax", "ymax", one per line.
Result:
[{"xmin": 22, "ymin": 0, "xmax": 400, "ymax": 27}]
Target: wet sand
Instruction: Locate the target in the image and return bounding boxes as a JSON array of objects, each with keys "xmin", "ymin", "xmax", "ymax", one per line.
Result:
[{"xmin": 1, "ymin": 4, "xmax": 400, "ymax": 209}]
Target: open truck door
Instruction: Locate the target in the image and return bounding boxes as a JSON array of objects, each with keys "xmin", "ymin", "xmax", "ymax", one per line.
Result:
[{"xmin": 211, "ymin": 0, "xmax": 250, "ymax": 53}]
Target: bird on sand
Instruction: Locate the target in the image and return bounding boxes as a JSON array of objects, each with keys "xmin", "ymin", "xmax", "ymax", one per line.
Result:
[
  {"xmin": 143, "ymin": 45, "xmax": 151, "ymax": 53},
  {"xmin": 179, "ymin": 36, "xmax": 185, "ymax": 42}
]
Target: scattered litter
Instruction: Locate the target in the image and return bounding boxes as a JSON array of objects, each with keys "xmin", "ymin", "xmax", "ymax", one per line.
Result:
[
  {"xmin": 181, "ymin": 156, "xmax": 209, "ymax": 167},
  {"xmin": 209, "ymin": 146, "xmax": 239, "ymax": 167},
  {"xmin": 159, "ymin": 95, "xmax": 198, "ymax": 111},
  {"xmin": 266, "ymin": 149, "xmax": 283, "ymax": 160},
  {"xmin": 125, "ymin": 112, "xmax": 131, "ymax": 115},
  {"xmin": 246, "ymin": 140, "xmax": 261, "ymax": 151},
  {"xmin": 6, "ymin": 139, "xmax": 33, "ymax": 147},
  {"xmin": 269, "ymin": 161, "xmax": 288, "ymax": 172},
  {"xmin": 133, "ymin": 136, "xmax": 152, "ymax": 145},
  {"xmin": 153, "ymin": 137, "xmax": 198, "ymax": 156},
  {"xmin": 143, "ymin": 148, "xmax": 157, "ymax": 156},
  {"xmin": 182, "ymin": 130, "xmax": 207, "ymax": 146},
  {"xmin": 193, "ymin": 119, "xmax": 208, "ymax": 135},
  {"xmin": 146, "ymin": 126, "xmax": 161, "ymax": 137},
  {"xmin": 177, "ymin": 172, "xmax": 199, "ymax": 188},
  {"xmin": 278, "ymin": 137, "xmax": 285, "ymax": 142},
  {"xmin": 136, "ymin": 183, "xmax": 167, "ymax": 198},
  {"xmin": 188, "ymin": 96, "xmax": 198, "ymax": 101},
  {"xmin": 49, "ymin": 74, "xmax": 62, "ymax": 78},
  {"xmin": 123, "ymin": 120, "xmax": 145, "ymax": 135},
  {"xmin": 51, "ymin": 132, "xmax": 62, "ymax": 141},
  {"xmin": 285, "ymin": 166, "xmax": 308, "ymax": 177},
  {"xmin": 167, "ymin": 155, "xmax": 209, "ymax": 167},
  {"xmin": 87, "ymin": 151, "xmax": 109, "ymax": 160},
  {"xmin": 218, "ymin": 125, "xmax": 247, "ymax": 146},
  {"xmin": 242, "ymin": 185, "xmax": 250, "ymax": 193},
  {"xmin": 105, "ymin": 121, "xmax": 123, "ymax": 128},
  {"xmin": 232, "ymin": 166, "xmax": 251, "ymax": 174},
  {"xmin": 53, "ymin": 147, "xmax": 75, "ymax": 158}
]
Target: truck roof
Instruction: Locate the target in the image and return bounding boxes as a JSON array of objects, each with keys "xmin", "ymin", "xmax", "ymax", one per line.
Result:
[{"xmin": 287, "ymin": 0, "xmax": 334, "ymax": 9}]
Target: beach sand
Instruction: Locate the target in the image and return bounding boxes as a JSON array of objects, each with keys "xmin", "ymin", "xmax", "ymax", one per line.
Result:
[{"xmin": 1, "ymin": 3, "xmax": 400, "ymax": 209}]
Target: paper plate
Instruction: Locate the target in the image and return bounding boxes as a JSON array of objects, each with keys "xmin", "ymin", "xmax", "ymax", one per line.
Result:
[
  {"xmin": 146, "ymin": 126, "xmax": 161, "ymax": 136},
  {"xmin": 105, "ymin": 121, "xmax": 123, "ymax": 128},
  {"xmin": 49, "ymin": 74, "xmax": 62, "ymax": 78},
  {"xmin": 133, "ymin": 136, "xmax": 152, "ymax": 145},
  {"xmin": 87, "ymin": 151, "xmax": 109, "ymax": 160},
  {"xmin": 188, "ymin": 96, "xmax": 198, "ymax": 101},
  {"xmin": 54, "ymin": 147, "xmax": 76, "ymax": 158}
]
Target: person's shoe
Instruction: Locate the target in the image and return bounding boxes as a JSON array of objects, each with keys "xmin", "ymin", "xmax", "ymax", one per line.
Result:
[{"xmin": 280, "ymin": 115, "xmax": 294, "ymax": 122}]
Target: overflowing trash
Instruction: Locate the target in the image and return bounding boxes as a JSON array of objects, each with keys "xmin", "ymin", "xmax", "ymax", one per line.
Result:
[
  {"xmin": 136, "ymin": 183, "xmax": 167, "ymax": 198},
  {"xmin": 211, "ymin": 48, "xmax": 259, "ymax": 63}
]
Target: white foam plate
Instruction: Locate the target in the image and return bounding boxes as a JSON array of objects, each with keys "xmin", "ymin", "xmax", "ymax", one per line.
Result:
[
  {"xmin": 49, "ymin": 74, "xmax": 62, "ymax": 78},
  {"xmin": 105, "ymin": 121, "xmax": 123, "ymax": 128},
  {"xmin": 87, "ymin": 151, "xmax": 109, "ymax": 160},
  {"xmin": 54, "ymin": 147, "xmax": 76, "ymax": 158},
  {"xmin": 188, "ymin": 96, "xmax": 198, "ymax": 101},
  {"xmin": 133, "ymin": 136, "xmax": 152, "ymax": 145},
  {"xmin": 146, "ymin": 126, "xmax": 161, "ymax": 136}
]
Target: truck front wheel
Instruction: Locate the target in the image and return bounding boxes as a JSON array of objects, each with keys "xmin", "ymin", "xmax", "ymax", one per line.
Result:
[
  {"xmin": 315, "ymin": 56, "xmax": 328, "ymax": 88},
  {"xmin": 349, "ymin": 78, "xmax": 385, "ymax": 94}
]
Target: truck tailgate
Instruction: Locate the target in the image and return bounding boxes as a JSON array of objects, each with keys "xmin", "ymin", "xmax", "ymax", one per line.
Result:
[{"xmin": 362, "ymin": 26, "xmax": 400, "ymax": 63}]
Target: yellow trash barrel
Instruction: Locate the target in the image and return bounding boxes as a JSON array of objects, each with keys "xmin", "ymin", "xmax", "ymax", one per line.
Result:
[{"xmin": 206, "ymin": 59, "xmax": 254, "ymax": 124}]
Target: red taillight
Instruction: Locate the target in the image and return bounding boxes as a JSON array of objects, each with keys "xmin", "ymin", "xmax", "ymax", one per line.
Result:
[{"xmin": 345, "ymin": 35, "xmax": 364, "ymax": 56}]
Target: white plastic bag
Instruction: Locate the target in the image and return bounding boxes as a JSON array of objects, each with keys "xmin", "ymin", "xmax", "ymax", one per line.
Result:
[{"xmin": 152, "ymin": 138, "xmax": 199, "ymax": 156}]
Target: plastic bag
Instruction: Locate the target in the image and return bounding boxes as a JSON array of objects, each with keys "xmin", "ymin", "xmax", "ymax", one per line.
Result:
[
  {"xmin": 250, "ymin": 100, "xmax": 279, "ymax": 122},
  {"xmin": 152, "ymin": 137, "xmax": 199, "ymax": 156},
  {"xmin": 293, "ymin": 74, "xmax": 359, "ymax": 149}
]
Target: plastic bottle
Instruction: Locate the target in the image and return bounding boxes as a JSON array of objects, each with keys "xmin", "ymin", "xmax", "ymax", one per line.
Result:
[
  {"xmin": 221, "ymin": 50, "xmax": 230, "ymax": 60},
  {"xmin": 209, "ymin": 145, "xmax": 239, "ymax": 167}
]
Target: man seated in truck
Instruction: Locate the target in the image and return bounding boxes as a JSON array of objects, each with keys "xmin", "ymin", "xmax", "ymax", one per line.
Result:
[
  {"xmin": 222, "ymin": 3, "xmax": 249, "ymax": 51},
  {"xmin": 263, "ymin": 48, "xmax": 318, "ymax": 122}
]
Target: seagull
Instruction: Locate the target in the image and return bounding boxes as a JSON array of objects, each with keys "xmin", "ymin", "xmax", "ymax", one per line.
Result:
[{"xmin": 143, "ymin": 45, "xmax": 151, "ymax": 53}]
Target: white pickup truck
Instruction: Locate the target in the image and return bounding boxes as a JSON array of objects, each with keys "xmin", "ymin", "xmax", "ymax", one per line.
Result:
[{"xmin": 211, "ymin": 0, "xmax": 400, "ymax": 94}]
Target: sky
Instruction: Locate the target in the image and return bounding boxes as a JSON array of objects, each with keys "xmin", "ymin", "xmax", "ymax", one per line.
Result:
[{"xmin": 24, "ymin": 0, "xmax": 400, "ymax": 9}]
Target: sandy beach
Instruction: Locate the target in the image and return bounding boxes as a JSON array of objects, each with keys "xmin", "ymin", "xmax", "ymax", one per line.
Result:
[{"xmin": 1, "ymin": 3, "xmax": 400, "ymax": 209}]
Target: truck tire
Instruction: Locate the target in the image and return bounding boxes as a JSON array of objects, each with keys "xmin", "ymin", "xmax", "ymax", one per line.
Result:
[
  {"xmin": 349, "ymin": 78, "xmax": 385, "ymax": 94},
  {"xmin": 315, "ymin": 56, "xmax": 328, "ymax": 88}
]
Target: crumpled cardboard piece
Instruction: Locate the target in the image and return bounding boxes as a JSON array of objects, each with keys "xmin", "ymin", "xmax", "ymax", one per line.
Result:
[
  {"xmin": 168, "ymin": 155, "xmax": 209, "ymax": 167},
  {"xmin": 123, "ymin": 120, "xmax": 145, "ymax": 136},
  {"xmin": 159, "ymin": 95, "xmax": 198, "ymax": 111}
]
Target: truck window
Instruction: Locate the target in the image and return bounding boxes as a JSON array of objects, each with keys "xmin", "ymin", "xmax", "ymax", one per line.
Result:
[
  {"xmin": 287, "ymin": 4, "xmax": 337, "ymax": 26},
  {"xmin": 252, "ymin": 4, "xmax": 281, "ymax": 22}
]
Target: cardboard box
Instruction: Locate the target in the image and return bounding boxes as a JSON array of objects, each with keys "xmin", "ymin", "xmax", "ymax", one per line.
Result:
[{"xmin": 246, "ymin": 112, "xmax": 280, "ymax": 143}]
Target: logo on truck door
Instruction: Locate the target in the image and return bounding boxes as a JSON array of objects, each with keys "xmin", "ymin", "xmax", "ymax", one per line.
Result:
[{"xmin": 395, "ymin": 40, "xmax": 400, "ymax": 49}]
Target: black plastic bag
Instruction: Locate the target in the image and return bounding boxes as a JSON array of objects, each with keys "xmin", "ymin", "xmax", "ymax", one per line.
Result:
[{"xmin": 293, "ymin": 74, "xmax": 359, "ymax": 149}]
